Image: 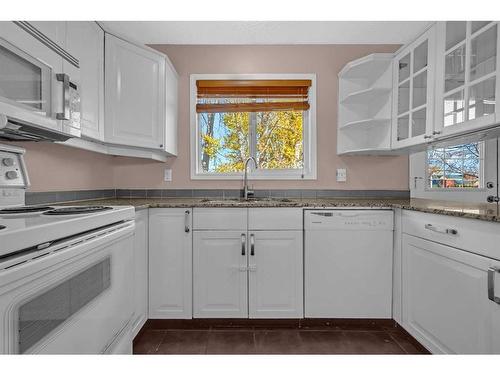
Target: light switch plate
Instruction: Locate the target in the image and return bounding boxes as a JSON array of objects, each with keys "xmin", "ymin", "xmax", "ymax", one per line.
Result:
[
  {"xmin": 164, "ymin": 168, "xmax": 172, "ymax": 182},
  {"xmin": 336, "ymin": 168, "xmax": 347, "ymax": 182}
]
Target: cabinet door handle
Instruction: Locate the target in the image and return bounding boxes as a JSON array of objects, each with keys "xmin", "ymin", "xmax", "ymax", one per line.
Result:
[
  {"xmin": 241, "ymin": 233, "xmax": 246, "ymax": 256},
  {"xmin": 184, "ymin": 210, "xmax": 190, "ymax": 233},
  {"xmin": 424, "ymin": 223, "xmax": 457, "ymax": 235},
  {"xmin": 250, "ymin": 234, "xmax": 255, "ymax": 256},
  {"xmin": 56, "ymin": 73, "xmax": 71, "ymax": 120},
  {"xmin": 488, "ymin": 267, "xmax": 500, "ymax": 304}
]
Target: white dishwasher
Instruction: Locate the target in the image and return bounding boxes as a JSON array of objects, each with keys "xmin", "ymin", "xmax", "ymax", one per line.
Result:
[{"xmin": 304, "ymin": 209, "xmax": 394, "ymax": 318}]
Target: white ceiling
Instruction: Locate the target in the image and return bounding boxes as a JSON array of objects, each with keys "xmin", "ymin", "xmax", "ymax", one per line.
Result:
[{"xmin": 100, "ymin": 21, "xmax": 432, "ymax": 45}]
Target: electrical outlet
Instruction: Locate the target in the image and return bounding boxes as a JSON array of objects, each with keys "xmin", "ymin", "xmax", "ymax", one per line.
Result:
[
  {"xmin": 164, "ymin": 168, "xmax": 172, "ymax": 182},
  {"xmin": 336, "ymin": 168, "xmax": 347, "ymax": 182}
]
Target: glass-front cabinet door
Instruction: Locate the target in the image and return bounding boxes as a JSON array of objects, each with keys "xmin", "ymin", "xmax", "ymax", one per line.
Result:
[
  {"xmin": 434, "ymin": 21, "xmax": 500, "ymax": 137},
  {"xmin": 392, "ymin": 25, "xmax": 436, "ymax": 149}
]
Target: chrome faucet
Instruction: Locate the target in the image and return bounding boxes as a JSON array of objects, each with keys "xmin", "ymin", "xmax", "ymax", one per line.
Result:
[{"xmin": 243, "ymin": 157, "xmax": 257, "ymax": 200}]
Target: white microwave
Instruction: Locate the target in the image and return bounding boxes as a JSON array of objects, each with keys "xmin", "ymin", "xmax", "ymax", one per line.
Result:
[{"xmin": 0, "ymin": 22, "xmax": 80, "ymax": 141}]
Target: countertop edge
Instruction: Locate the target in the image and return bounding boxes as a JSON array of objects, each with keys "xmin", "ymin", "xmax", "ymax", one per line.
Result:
[{"xmin": 64, "ymin": 198, "xmax": 500, "ymax": 223}]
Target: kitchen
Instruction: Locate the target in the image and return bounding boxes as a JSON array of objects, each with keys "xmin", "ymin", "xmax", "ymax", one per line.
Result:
[{"xmin": 0, "ymin": 0, "xmax": 499, "ymax": 371}]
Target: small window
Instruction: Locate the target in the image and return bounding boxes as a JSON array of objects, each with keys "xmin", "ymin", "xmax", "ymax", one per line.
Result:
[
  {"xmin": 191, "ymin": 75, "xmax": 316, "ymax": 179},
  {"xmin": 427, "ymin": 142, "xmax": 483, "ymax": 189}
]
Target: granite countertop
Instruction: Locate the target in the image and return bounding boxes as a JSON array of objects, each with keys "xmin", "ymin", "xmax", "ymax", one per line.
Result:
[
  {"xmin": 396, "ymin": 199, "xmax": 500, "ymax": 222},
  {"xmin": 64, "ymin": 197, "xmax": 500, "ymax": 223}
]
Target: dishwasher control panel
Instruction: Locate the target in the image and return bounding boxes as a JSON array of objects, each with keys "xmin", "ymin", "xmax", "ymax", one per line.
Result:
[{"xmin": 305, "ymin": 210, "xmax": 393, "ymax": 231}]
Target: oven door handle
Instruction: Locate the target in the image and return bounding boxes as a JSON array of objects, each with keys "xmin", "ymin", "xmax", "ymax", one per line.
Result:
[{"xmin": 0, "ymin": 221, "xmax": 135, "ymax": 271}]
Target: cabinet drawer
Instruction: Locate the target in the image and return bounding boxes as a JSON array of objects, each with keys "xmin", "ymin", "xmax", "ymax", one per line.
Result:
[
  {"xmin": 402, "ymin": 210, "xmax": 500, "ymax": 260},
  {"xmin": 193, "ymin": 208, "xmax": 247, "ymax": 230},
  {"xmin": 248, "ymin": 208, "xmax": 303, "ymax": 230}
]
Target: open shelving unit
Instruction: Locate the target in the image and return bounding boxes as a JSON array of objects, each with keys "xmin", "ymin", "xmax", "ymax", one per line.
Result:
[
  {"xmin": 339, "ymin": 118, "xmax": 391, "ymax": 131},
  {"xmin": 337, "ymin": 53, "xmax": 394, "ymax": 155},
  {"xmin": 340, "ymin": 87, "xmax": 392, "ymax": 106}
]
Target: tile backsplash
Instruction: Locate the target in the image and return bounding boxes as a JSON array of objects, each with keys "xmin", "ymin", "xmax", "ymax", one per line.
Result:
[{"xmin": 26, "ymin": 189, "xmax": 410, "ymax": 205}]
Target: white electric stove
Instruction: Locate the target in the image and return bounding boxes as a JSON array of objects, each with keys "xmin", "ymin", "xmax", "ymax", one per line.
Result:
[
  {"xmin": 0, "ymin": 204, "xmax": 135, "ymax": 256},
  {"xmin": 0, "ymin": 143, "xmax": 135, "ymax": 354}
]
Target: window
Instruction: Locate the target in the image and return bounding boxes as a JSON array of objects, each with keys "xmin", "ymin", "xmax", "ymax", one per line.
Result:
[
  {"xmin": 190, "ymin": 75, "xmax": 316, "ymax": 179},
  {"xmin": 427, "ymin": 142, "xmax": 483, "ymax": 189}
]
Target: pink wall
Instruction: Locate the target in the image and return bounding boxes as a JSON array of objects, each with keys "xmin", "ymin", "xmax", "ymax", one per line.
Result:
[
  {"xmin": 113, "ymin": 44, "xmax": 409, "ymax": 190},
  {"xmin": 15, "ymin": 142, "xmax": 115, "ymax": 192},
  {"xmin": 17, "ymin": 44, "xmax": 409, "ymax": 192}
]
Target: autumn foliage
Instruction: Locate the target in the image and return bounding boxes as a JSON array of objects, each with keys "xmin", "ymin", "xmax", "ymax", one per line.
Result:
[{"xmin": 199, "ymin": 110, "xmax": 303, "ymax": 173}]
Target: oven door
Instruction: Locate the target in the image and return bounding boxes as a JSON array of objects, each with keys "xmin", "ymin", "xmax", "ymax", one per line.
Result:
[{"xmin": 0, "ymin": 221, "xmax": 135, "ymax": 354}]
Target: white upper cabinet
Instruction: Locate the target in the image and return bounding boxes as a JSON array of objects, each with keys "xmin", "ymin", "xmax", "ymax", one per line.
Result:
[
  {"xmin": 28, "ymin": 21, "xmax": 67, "ymax": 49},
  {"xmin": 434, "ymin": 21, "xmax": 500, "ymax": 138},
  {"xmin": 337, "ymin": 53, "xmax": 393, "ymax": 155},
  {"xmin": 1, "ymin": 22, "xmax": 178, "ymax": 159},
  {"xmin": 392, "ymin": 24, "xmax": 437, "ymax": 149},
  {"xmin": 65, "ymin": 22, "xmax": 104, "ymax": 141},
  {"xmin": 339, "ymin": 21, "xmax": 500, "ymax": 154},
  {"xmin": 105, "ymin": 34, "xmax": 167, "ymax": 151},
  {"xmin": 164, "ymin": 59, "xmax": 178, "ymax": 156}
]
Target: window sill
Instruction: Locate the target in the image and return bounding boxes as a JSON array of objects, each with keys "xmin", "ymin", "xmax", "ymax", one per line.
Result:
[{"xmin": 424, "ymin": 188, "xmax": 486, "ymax": 192}]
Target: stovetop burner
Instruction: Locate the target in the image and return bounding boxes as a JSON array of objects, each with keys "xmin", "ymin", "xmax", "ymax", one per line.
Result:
[
  {"xmin": 0, "ymin": 206, "xmax": 54, "ymax": 214},
  {"xmin": 43, "ymin": 206, "xmax": 113, "ymax": 216}
]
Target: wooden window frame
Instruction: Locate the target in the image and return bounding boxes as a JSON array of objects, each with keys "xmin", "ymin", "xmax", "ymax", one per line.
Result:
[{"xmin": 190, "ymin": 73, "xmax": 317, "ymax": 180}]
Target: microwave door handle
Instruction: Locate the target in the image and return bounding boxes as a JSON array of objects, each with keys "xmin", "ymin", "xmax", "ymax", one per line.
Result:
[{"xmin": 56, "ymin": 73, "xmax": 70, "ymax": 120}]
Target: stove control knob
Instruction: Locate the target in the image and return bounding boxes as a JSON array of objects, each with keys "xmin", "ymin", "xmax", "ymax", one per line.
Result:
[
  {"xmin": 5, "ymin": 170, "xmax": 18, "ymax": 180},
  {"xmin": 2, "ymin": 158, "xmax": 14, "ymax": 167}
]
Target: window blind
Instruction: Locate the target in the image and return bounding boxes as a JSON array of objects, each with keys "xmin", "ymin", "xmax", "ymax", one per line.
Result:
[{"xmin": 196, "ymin": 79, "xmax": 311, "ymax": 113}]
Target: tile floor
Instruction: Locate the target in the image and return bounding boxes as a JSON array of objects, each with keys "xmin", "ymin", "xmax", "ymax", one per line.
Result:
[{"xmin": 133, "ymin": 321, "xmax": 429, "ymax": 355}]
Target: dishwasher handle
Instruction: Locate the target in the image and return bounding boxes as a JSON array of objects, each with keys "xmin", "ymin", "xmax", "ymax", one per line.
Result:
[{"xmin": 311, "ymin": 211, "xmax": 361, "ymax": 218}]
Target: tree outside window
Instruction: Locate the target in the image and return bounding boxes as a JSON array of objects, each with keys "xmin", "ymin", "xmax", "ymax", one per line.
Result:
[{"xmin": 198, "ymin": 101, "xmax": 304, "ymax": 173}]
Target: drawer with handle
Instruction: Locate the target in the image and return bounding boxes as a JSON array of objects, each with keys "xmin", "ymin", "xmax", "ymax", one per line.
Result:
[{"xmin": 402, "ymin": 210, "xmax": 500, "ymax": 260}]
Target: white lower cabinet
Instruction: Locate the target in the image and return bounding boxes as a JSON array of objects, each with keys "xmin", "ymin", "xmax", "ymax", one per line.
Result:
[
  {"xmin": 193, "ymin": 231, "xmax": 248, "ymax": 318},
  {"xmin": 65, "ymin": 22, "xmax": 104, "ymax": 141},
  {"xmin": 149, "ymin": 209, "xmax": 192, "ymax": 319},
  {"xmin": 392, "ymin": 208, "xmax": 403, "ymax": 325},
  {"xmin": 192, "ymin": 208, "xmax": 304, "ymax": 319},
  {"xmin": 402, "ymin": 233, "xmax": 500, "ymax": 354},
  {"xmin": 248, "ymin": 231, "xmax": 303, "ymax": 318},
  {"xmin": 131, "ymin": 209, "xmax": 148, "ymax": 337}
]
